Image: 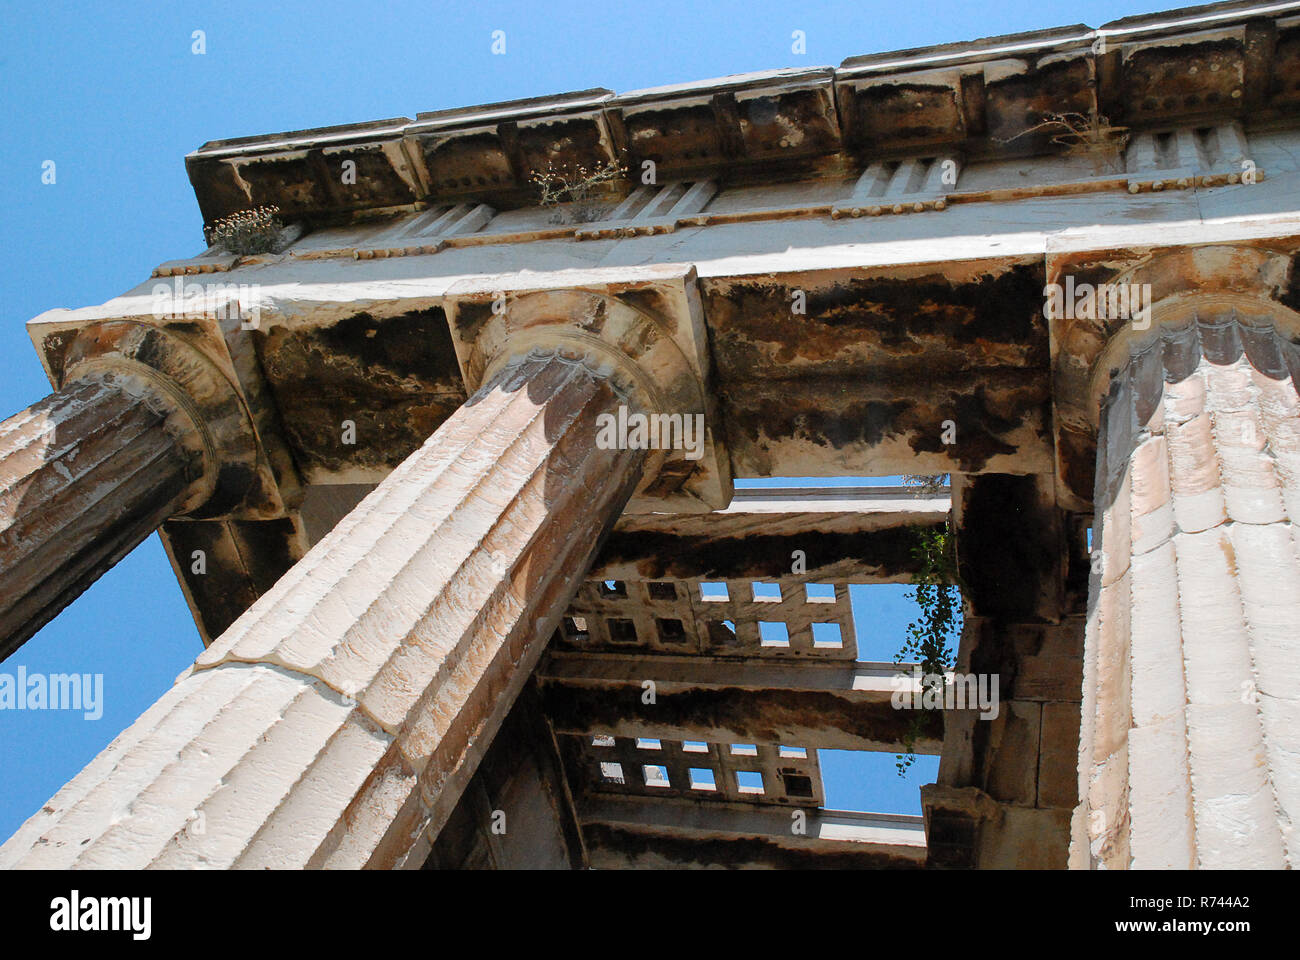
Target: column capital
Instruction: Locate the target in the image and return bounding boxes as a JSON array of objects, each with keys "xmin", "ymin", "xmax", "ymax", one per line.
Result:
[
  {"xmin": 468, "ymin": 290, "xmax": 680, "ymax": 416},
  {"xmin": 446, "ymin": 268, "xmax": 732, "ymax": 512},
  {"xmin": 1085, "ymin": 292, "xmax": 1300, "ymax": 431},
  {"xmin": 1050, "ymin": 244, "xmax": 1300, "ymax": 509},
  {"xmin": 30, "ymin": 311, "xmax": 300, "ymax": 521}
]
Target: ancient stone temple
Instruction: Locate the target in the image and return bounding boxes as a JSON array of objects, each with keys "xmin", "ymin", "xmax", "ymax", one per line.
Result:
[{"xmin": 2, "ymin": 0, "xmax": 1299, "ymax": 869}]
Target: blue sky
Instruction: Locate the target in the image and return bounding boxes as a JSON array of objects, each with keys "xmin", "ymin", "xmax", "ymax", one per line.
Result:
[{"xmin": 0, "ymin": 0, "xmax": 1158, "ymax": 843}]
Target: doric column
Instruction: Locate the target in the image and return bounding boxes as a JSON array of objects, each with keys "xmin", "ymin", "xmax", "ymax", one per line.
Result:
[
  {"xmin": 0, "ymin": 366, "xmax": 208, "ymax": 660},
  {"xmin": 1073, "ymin": 304, "xmax": 1300, "ymax": 869},
  {"xmin": 0, "ymin": 313, "xmax": 281, "ymax": 661},
  {"xmin": 0, "ymin": 346, "xmax": 648, "ymax": 869}
]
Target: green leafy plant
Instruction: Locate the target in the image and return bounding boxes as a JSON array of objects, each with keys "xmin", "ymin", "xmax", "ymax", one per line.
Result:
[
  {"xmin": 205, "ymin": 205, "xmax": 284, "ymax": 255},
  {"xmin": 894, "ymin": 508, "xmax": 962, "ymax": 776}
]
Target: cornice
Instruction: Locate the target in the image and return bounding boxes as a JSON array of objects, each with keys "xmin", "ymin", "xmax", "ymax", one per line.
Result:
[{"xmin": 184, "ymin": 2, "xmax": 1300, "ymax": 229}]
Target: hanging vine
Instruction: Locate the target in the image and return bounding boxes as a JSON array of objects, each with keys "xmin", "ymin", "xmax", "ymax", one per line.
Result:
[{"xmin": 894, "ymin": 477, "xmax": 962, "ymax": 775}]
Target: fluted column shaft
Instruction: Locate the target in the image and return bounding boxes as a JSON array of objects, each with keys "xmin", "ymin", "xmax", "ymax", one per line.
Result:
[
  {"xmin": 1073, "ymin": 315, "xmax": 1300, "ymax": 869},
  {"xmin": 0, "ymin": 348, "xmax": 646, "ymax": 869},
  {"xmin": 0, "ymin": 369, "xmax": 206, "ymax": 659}
]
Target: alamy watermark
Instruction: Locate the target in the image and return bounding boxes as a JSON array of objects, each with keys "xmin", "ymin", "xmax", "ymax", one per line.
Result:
[
  {"xmin": 50, "ymin": 890, "xmax": 150, "ymax": 940},
  {"xmin": 1044, "ymin": 277, "xmax": 1151, "ymax": 329},
  {"xmin": 151, "ymin": 276, "xmax": 262, "ymax": 329},
  {"xmin": 891, "ymin": 667, "xmax": 1000, "ymax": 720},
  {"xmin": 595, "ymin": 405, "xmax": 705, "ymax": 460},
  {"xmin": 0, "ymin": 667, "xmax": 103, "ymax": 720}
]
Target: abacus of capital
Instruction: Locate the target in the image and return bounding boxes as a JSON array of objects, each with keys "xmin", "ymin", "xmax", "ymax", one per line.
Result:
[{"xmin": 3, "ymin": 1, "xmax": 1300, "ymax": 869}]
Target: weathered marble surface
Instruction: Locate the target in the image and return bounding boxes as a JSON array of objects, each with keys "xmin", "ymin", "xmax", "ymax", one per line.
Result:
[{"xmin": 0, "ymin": 351, "xmax": 644, "ymax": 868}]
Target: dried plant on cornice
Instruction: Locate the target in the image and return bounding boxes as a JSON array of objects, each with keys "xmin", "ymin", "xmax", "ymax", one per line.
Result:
[
  {"xmin": 205, "ymin": 205, "xmax": 285, "ymax": 255},
  {"xmin": 997, "ymin": 111, "xmax": 1130, "ymax": 173},
  {"xmin": 530, "ymin": 160, "xmax": 627, "ymax": 224}
]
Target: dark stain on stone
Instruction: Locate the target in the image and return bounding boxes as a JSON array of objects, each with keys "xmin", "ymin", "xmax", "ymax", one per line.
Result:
[
  {"xmin": 544, "ymin": 683, "xmax": 941, "ymax": 752},
  {"xmin": 419, "ymin": 130, "xmax": 518, "ymax": 198},
  {"xmin": 191, "ymin": 462, "xmax": 258, "ymax": 519},
  {"xmin": 957, "ymin": 474, "xmax": 1060, "ymax": 623},
  {"xmin": 848, "ymin": 82, "xmax": 963, "ymax": 150},
  {"xmin": 719, "ymin": 378, "xmax": 1044, "ymax": 473},
  {"xmin": 1120, "ymin": 38, "xmax": 1243, "ymax": 123},
  {"xmin": 166, "ymin": 321, "xmax": 207, "ymax": 339},
  {"xmin": 41, "ymin": 332, "xmax": 73, "ymax": 379},
  {"xmin": 257, "ymin": 306, "xmax": 466, "ymax": 475},
  {"xmin": 595, "ymin": 526, "xmax": 931, "ymax": 581},
  {"xmin": 705, "ymin": 263, "xmax": 1046, "ymax": 378},
  {"xmin": 326, "ymin": 145, "xmax": 419, "ymax": 209},
  {"xmin": 132, "ymin": 327, "xmax": 168, "ymax": 372},
  {"xmin": 227, "ymin": 517, "xmax": 304, "ymax": 594},
  {"xmin": 236, "ymin": 153, "xmax": 334, "ymax": 217},
  {"xmin": 763, "ymin": 396, "xmax": 908, "ymax": 449},
  {"xmin": 516, "ymin": 117, "xmax": 609, "ymax": 173},
  {"xmin": 317, "ymin": 310, "xmax": 451, "ymax": 382},
  {"xmin": 161, "ymin": 520, "xmax": 257, "ymax": 640},
  {"xmin": 740, "ymin": 89, "xmax": 839, "ymax": 157},
  {"xmin": 1274, "ymin": 26, "xmax": 1300, "ymax": 107},
  {"xmin": 1280, "ymin": 252, "xmax": 1300, "ymax": 313},
  {"xmin": 624, "ymin": 104, "xmax": 723, "ymax": 168},
  {"xmin": 985, "ymin": 58, "xmax": 1093, "ymax": 144},
  {"xmin": 903, "ymin": 389, "xmax": 1027, "ymax": 466},
  {"xmin": 703, "ymin": 265, "xmax": 1048, "ymax": 470},
  {"xmin": 925, "ymin": 811, "xmax": 979, "ymax": 868},
  {"xmin": 160, "ymin": 516, "xmax": 305, "ymax": 642},
  {"xmin": 616, "ymin": 287, "xmax": 674, "ymax": 334},
  {"xmin": 583, "ymin": 823, "xmax": 924, "ymax": 869},
  {"xmin": 187, "ymin": 156, "xmax": 255, "ymax": 224},
  {"xmin": 1057, "ymin": 423, "xmax": 1097, "ymax": 507},
  {"xmin": 454, "ymin": 299, "xmax": 495, "ymax": 344}
]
